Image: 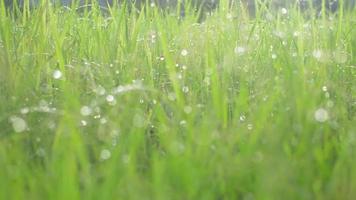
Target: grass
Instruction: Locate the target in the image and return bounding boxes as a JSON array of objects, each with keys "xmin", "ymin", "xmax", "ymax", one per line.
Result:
[{"xmin": 0, "ymin": 0, "xmax": 355, "ymax": 199}]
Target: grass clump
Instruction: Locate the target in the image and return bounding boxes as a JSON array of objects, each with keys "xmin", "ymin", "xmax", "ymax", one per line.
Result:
[{"xmin": 0, "ymin": 1, "xmax": 355, "ymax": 199}]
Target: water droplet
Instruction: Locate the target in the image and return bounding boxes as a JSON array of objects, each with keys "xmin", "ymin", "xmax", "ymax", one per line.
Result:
[
  {"xmin": 181, "ymin": 49, "xmax": 188, "ymax": 56},
  {"xmin": 263, "ymin": 96, "xmax": 269, "ymax": 101},
  {"xmin": 271, "ymin": 54, "xmax": 277, "ymax": 59},
  {"xmin": 239, "ymin": 114, "xmax": 246, "ymax": 122},
  {"xmin": 94, "ymin": 85, "xmax": 106, "ymax": 96},
  {"xmin": 281, "ymin": 8, "xmax": 288, "ymax": 15},
  {"xmin": 314, "ymin": 108, "xmax": 329, "ymax": 122},
  {"xmin": 20, "ymin": 107, "xmax": 30, "ymax": 114},
  {"xmin": 100, "ymin": 118, "xmax": 107, "ymax": 124},
  {"xmin": 234, "ymin": 46, "xmax": 246, "ymax": 55},
  {"xmin": 106, "ymin": 95, "xmax": 115, "ymax": 103},
  {"xmin": 182, "ymin": 86, "xmax": 189, "ymax": 93},
  {"xmin": 247, "ymin": 123, "xmax": 253, "ymax": 130},
  {"xmin": 313, "ymin": 49, "xmax": 322, "ymax": 60},
  {"xmin": 80, "ymin": 120, "xmax": 88, "ymax": 126},
  {"xmin": 326, "ymin": 100, "xmax": 334, "ymax": 108},
  {"xmin": 100, "ymin": 149, "xmax": 111, "ymax": 160},
  {"xmin": 53, "ymin": 70, "xmax": 62, "ymax": 79},
  {"xmin": 168, "ymin": 93, "xmax": 176, "ymax": 101},
  {"xmin": 80, "ymin": 106, "xmax": 92, "ymax": 116},
  {"xmin": 179, "ymin": 120, "xmax": 187, "ymax": 126},
  {"xmin": 9, "ymin": 116, "xmax": 27, "ymax": 133},
  {"xmin": 274, "ymin": 31, "xmax": 285, "ymax": 38}
]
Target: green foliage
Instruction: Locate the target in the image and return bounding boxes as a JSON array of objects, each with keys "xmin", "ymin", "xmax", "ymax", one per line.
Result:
[{"xmin": 0, "ymin": 1, "xmax": 355, "ymax": 199}]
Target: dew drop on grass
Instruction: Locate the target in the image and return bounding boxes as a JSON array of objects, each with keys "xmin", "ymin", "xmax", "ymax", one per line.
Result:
[
  {"xmin": 106, "ymin": 94, "xmax": 115, "ymax": 103},
  {"xmin": 314, "ymin": 108, "xmax": 329, "ymax": 123},
  {"xmin": 180, "ymin": 120, "xmax": 187, "ymax": 126},
  {"xmin": 274, "ymin": 31, "xmax": 285, "ymax": 38},
  {"xmin": 239, "ymin": 114, "xmax": 246, "ymax": 122},
  {"xmin": 100, "ymin": 118, "xmax": 107, "ymax": 124},
  {"xmin": 100, "ymin": 149, "xmax": 111, "ymax": 160},
  {"xmin": 9, "ymin": 116, "xmax": 27, "ymax": 133},
  {"xmin": 322, "ymin": 86, "xmax": 328, "ymax": 92},
  {"xmin": 53, "ymin": 70, "xmax": 62, "ymax": 79},
  {"xmin": 181, "ymin": 49, "xmax": 188, "ymax": 56},
  {"xmin": 327, "ymin": 100, "xmax": 334, "ymax": 108},
  {"xmin": 168, "ymin": 93, "xmax": 176, "ymax": 101},
  {"xmin": 281, "ymin": 8, "xmax": 288, "ymax": 15},
  {"xmin": 234, "ymin": 46, "xmax": 246, "ymax": 55},
  {"xmin": 177, "ymin": 73, "xmax": 183, "ymax": 79},
  {"xmin": 182, "ymin": 86, "xmax": 189, "ymax": 93},
  {"xmin": 247, "ymin": 123, "xmax": 253, "ymax": 130},
  {"xmin": 20, "ymin": 107, "xmax": 30, "ymax": 114},
  {"xmin": 80, "ymin": 120, "xmax": 88, "ymax": 126},
  {"xmin": 94, "ymin": 85, "xmax": 106, "ymax": 96},
  {"xmin": 313, "ymin": 50, "xmax": 322, "ymax": 60},
  {"xmin": 80, "ymin": 106, "xmax": 92, "ymax": 116},
  {"xmin": 271, "ymin": 54, "xmax": 277, "ymax": 59}
]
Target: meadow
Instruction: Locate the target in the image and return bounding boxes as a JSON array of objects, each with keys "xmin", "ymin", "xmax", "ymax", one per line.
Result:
[{"xmin": 0, "ymin": 1, "xmax": 355, "ymax": 199}]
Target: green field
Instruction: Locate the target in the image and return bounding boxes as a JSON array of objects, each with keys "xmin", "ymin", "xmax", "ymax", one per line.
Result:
[{"xmin": 0, "ymin": 1, "xmax": 355, "ymax": 199}]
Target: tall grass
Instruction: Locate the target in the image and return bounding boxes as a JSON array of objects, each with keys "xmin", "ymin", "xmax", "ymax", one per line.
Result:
[{"xmin": 0, "ymin": 0, "xmax": 355, "ymax": 199}]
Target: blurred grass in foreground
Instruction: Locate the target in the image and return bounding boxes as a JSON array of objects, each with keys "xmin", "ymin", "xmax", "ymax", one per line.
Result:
[{"xmin": 0, "ymin": 0, "xmax": 355, "ymax": 199}]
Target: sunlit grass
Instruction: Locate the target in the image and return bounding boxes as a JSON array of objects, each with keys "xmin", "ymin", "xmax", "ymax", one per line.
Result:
[{"xmin": 0, "ymin": 1, "xmax": 355, "ymax": 199}]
